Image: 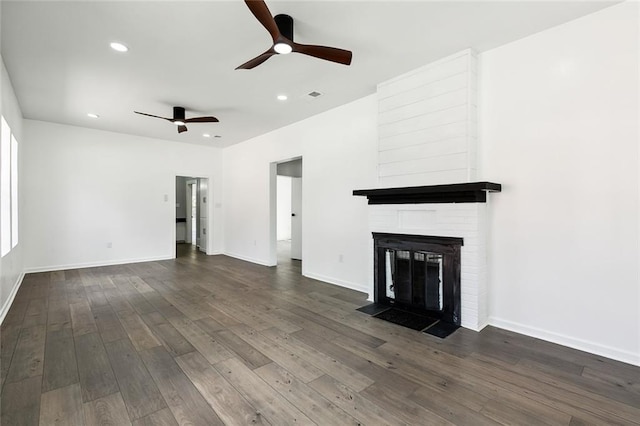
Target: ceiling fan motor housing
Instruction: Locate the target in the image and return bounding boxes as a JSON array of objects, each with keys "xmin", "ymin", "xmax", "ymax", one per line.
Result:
[
  {"xmin": 173, "ymin": 106, "xmax": 186, "ymax": 121},
  {"xmin": 274, "ymin": 14, "xmax": 294, "ymax": 41}
]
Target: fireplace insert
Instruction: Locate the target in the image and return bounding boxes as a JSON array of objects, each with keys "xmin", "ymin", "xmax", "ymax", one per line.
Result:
[{"xmin": 373, "ymin": 233, "xmax": 462, "ymax": 326}]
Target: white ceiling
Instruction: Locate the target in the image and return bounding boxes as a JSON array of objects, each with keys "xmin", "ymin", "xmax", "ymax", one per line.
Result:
[{"xmin": 2, "ymin": 0, "xmax": 617, "ymax": 148}]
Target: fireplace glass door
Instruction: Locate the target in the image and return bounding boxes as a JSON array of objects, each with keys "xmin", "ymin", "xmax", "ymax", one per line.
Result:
[
  {"xmin": 384, "ymin": 249, "xmax": 443, "ymax": 313},
  {"xmin": 374, "ymin": 233, "xmax": 462, "ymax": 325}
]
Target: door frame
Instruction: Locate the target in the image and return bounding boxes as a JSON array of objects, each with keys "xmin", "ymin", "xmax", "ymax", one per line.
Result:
[
  {"xmin": 185, "ymin": 179, "xmax": 197, "ymax": 244},
  {"xmin": 173, "ymin": 174, "xmax": 214, "ymax": 259},
  {"xmin": 269, "ymin": 156, "xmax": 302, "ymax": 266}
]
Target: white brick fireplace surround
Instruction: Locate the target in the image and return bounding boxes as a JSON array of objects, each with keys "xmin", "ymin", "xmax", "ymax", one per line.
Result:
[
  {"xmin": 362, "ymin": 49, "xmax": 495, "ymax": 331},
  {"xmin": 368, "ymin": 203, "xmax": 489, "ymax": 331}
]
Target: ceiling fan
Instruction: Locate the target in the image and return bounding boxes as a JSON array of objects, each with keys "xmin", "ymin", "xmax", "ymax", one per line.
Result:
[
  {"xmin": 134, "ymin": 107, "xmax": 219, "ymax": 134},
  {"xmin": 236, "ymin": 0, "xmax": 352, "ymax": 70}
]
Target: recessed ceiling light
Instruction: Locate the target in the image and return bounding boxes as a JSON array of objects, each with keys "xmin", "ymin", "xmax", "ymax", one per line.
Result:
[
  {"xmin": 277, "ymin": 94, "xmax": 288, "ymax": 101},
  {"xmin": 87, "ymin": 113, "xmax": 99, "ymax": 118},
  {"xmin": 214, "ymin": 135, "xmax": 222, "ymax": 138},
  {"xmin": 203, "ymin": 133, "xmax": 211, "ymax": 138},
  {"xmin": 110, "ymin": 42, "xmax": 128, "ymax": 52}
]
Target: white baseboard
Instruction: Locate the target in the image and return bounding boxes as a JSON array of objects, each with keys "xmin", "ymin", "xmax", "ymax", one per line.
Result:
[
  {"xmin": 0, "ymin": 272, "xmax": 25, "ymax": 325},
  {"xmin": 24, "ymin": 255, "xmax": 174, "ymax": 274},
  {"xmin": 489, "ymin": 316, "xmax": 640, "ymax": 367},
  {"xmin": 303, "ymin": 271, "xmax": 370, "ymax": 297},
  {"xmin": 223, "ymin": 252, "xmax": 276, "ymax": 267},
  {"xmin": 476, "ymin": 319, "xmax": 490, "ymax": 332}
]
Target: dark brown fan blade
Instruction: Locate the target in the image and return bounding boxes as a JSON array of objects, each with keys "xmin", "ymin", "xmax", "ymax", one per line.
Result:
[
  {"xmin": 177, "ymin": 125, "xmax": 188, "ymax": 134},
  {"xmin": 185, "ymin": 116, "xmax": 219, "ymax": 123},
  {"xmin": 292, "ymin": 43, "xmax": 352, "ymax": 65},
  {"xmin": 134, "ymin": 111, "xmax": 171, "ymax": 121},
  {"xmin": 236, "ymin": 49, "xmax": 277, "ymax": 70},
  {"xmin": 244, "ymin": 0, "xmax": 280, "ymax": 42}
]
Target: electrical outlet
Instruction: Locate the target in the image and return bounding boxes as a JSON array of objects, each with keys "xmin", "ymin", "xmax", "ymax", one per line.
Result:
[
  {"xmin": 254, "ymin": 240, "xmax": 257, "ymax": 246},
  {"xmin": 164, "ymin": 194, "xmax": 169, "ymax": 202},
  {"xmin": 338, "ymin": 254, "xmax": 344, "ymax": 263},
  {"xmin": 107, "ymin": 242, "xmax": 112, "ymax": 248}
]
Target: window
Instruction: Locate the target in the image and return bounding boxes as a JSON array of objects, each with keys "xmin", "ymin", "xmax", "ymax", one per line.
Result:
[
  {"xmin": 11, "ymin": 134, "xmax": 18, "ymax": 248},
  {"xmin": 1, "ymin": 116, "xmax": 18, "ymax": 257}
]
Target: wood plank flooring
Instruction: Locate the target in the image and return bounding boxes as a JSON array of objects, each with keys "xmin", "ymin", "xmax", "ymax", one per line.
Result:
[{"xmin": 1, "ymin": 243, "xmax": 639, "ymax": 425}]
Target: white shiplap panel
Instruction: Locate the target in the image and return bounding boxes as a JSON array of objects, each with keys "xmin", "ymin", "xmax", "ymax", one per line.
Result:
[
  {"xmin": 378, "ymin": 105, "xmax": 467, "ymax": 139},
  {"xmin": 378, "ymin": 52, "xmax": 470, "ymax": 99},
  {"xmin": 378, "ymin": 137, "xmax": 468, "ymax": 164},
  {"xmin": 379, "ymin": 73, "xmax": 468, "ymax": 113},
  {"xmin": 379, "ymin": 152, "xmax": 468, "ymax": 177},
  {"xmin": 379, "ymin": 122, "xmax": 467, "ymax": 151},
  {"xmin": 379, "ymin": 169, "xmax": 469, "ymax": 188},
  {"xmin": 379, "ymin": 88, "xmax": 468, "ymax": 125}
]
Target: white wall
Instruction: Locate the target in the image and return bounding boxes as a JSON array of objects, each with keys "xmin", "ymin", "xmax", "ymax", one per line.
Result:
[
  {"xmin": 223, "ymin": 95, "xmax": 378, "ymax": 293},
  {"xmin": 23, "ymin": 120, "xmax": 224, "ymax": 271},
  {"xmin": 481, "ymin": 2, "xmax": 639, "ymax": 365},
  {"xmin": 0, "ymin": 57, "xmax": 25, "ymax": 322},
  {"xmin": 276, "ymin": 175, "xmax": 292, "ymax": 240}
]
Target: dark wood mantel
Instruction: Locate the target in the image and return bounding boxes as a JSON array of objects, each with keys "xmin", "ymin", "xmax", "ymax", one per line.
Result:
[{"xmin": 353, "ymin": 182, "xmax": 501, "ymax": 204}]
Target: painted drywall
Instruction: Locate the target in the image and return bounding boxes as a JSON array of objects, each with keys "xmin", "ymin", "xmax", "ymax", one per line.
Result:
[
  {"xmin": 481, "ymin": 2, "xmax": 639, "ymax": 365},
  {"xmin": 276, "ymin": 175, "xmax": 292, "ymax": 241},
  {"xmin": 0, "ymin": 57, "xmax": 25, "ymax": 323},
  {"xmin": 223, "ymin": 95, "xmax": 378, "ymax": 293},
  {"xmin": 22, "ymin": 120, "xmax": 224, "ymax": 271}
]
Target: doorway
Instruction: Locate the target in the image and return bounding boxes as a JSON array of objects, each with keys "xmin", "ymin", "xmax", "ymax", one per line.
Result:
[
  {"xmin": 273, "ymin": 158, "xmax": 302, "ymax": 267},
  {"xmin": 175, "ymin": 176, "xmax": 209, "ymax": 257}
]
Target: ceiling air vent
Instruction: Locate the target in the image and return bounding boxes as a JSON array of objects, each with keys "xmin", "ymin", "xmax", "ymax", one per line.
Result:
[{"xmin": 308, "ymin": 91, "xmax": 322, "ymax": 98}]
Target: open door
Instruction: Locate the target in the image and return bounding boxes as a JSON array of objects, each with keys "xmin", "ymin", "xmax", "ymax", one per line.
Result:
[
  {"xmin": 185, "ymin": 180, "xmax": 196, "ymax": 244},
  {"xmin": 198, "ymin": 178, "xmax": 208, "ymax": 253},
  {"xmin": 290, "ymin": 177, "xmax": 302, "ymax": 260}
]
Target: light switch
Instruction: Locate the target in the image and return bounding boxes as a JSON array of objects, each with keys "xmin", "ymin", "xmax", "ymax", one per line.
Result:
[{"xmin": 164, "ymin": 194, "xmax": 169, "ymax": 202}]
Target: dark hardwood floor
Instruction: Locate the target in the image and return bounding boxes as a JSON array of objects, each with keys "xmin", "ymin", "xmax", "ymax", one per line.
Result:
[{"xmin": 1, "ymin": 243, "xmax": 639, "ymax": 425}]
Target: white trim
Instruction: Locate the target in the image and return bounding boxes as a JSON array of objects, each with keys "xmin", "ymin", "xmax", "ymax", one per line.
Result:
[
  {"xmin": 303, "ymin": 271, "xmax": 370, "ymax": 297},
  {"xmin": 489, "ymin": 316, "xmax": 640, "ymax": 367},
  {"xmin": 223, "ymin": 252, "xmax": 275, "ymax": 267},
  {"xmin": 173, "ymin": 174, "xmax": 215, "ymax": 259},
  {"xmin": 24, "ymin": 255, "xmax": 173, "ymax": 273},
  {"xmin": 476, "ymin": 319, "xmax": 489, "ymax": 332},
  {"xmin": 0, "ymin": 272, "xmax": 25, "ymax": 325}
]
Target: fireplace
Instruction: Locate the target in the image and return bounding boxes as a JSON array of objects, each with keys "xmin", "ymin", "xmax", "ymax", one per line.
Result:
[
  {"xmin": 354, "ymin": 182, "xmax": 501, "ymax": 331},
  {"xmin": 374, "ymin": 233, "xmax": 462, "ymax": 326}
]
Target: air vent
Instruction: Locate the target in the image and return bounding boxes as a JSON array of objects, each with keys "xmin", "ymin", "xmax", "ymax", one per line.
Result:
[{"xmin": 308, "ymin": 91, "xmax": 322, "ymax": 98}]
